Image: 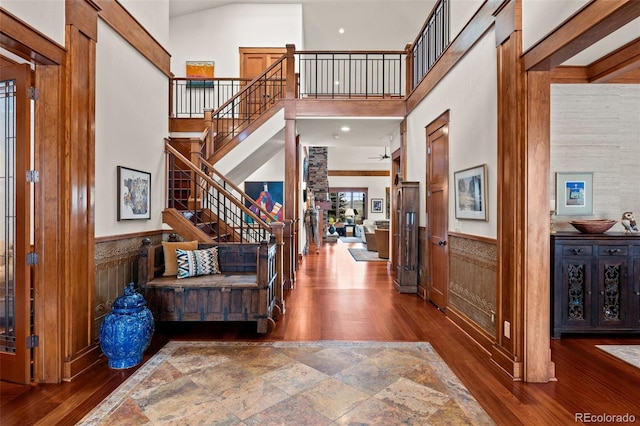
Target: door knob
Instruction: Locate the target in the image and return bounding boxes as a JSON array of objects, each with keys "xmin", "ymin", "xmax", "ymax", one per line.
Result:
[{"xmin": 438, "ymin": 240, "xmax": 447, "ymax": 246}]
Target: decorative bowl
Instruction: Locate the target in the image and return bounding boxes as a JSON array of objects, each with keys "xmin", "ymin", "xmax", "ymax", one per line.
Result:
[{"xmin": 569, "ymin": 219, "xmax": 617, "ymax": 234}]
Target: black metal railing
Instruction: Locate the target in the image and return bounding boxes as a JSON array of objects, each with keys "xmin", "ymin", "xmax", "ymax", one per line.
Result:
[
  {"xmin": 165, "ymin": 142, "xmax": 273, "ymax": 243},
  {"xmin": 411, "ymin": 0, "xmax": 449, "ymax": 90},
  {"xmin": 171, "ymin": 77, "xmax": 249, "ymax": 118},
  {"xmin": 211, "ymin": 58, "xmax": 287, "ymax": 148},
  {"xmin": 295, "ymin": 51, "xmax": 406, "ymax": 98}
]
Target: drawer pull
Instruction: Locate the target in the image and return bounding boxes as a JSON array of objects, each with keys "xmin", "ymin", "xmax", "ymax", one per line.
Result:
[
  {"xmin": 606, "ymin": 248, "xmax": 621, "ymax": 255},
  {"xmin": 571, "ymin": 248, "xmax": 583, "ymax": 255}
]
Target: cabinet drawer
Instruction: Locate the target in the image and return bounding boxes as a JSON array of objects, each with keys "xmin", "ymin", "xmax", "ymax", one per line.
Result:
[
  {"xmin": 561, "ymin": 245, "xmax": 592, "ymax": 256},
  {"xmin": 598, "ymin": 246, "xmax": 628, "ymax": 256}
]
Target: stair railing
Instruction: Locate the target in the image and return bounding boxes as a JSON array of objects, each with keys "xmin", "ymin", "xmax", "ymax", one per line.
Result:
[
  {"xmin": 165, "ymin": 141, "xmax": 273, "ymax": 243},
  {"xmin": 209, "ymin": 55, "xmax": 288, "ymax": 154}
]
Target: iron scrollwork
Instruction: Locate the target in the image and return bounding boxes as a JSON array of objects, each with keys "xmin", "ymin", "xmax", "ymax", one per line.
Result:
[
  {"xmin": 567, "ymin": 264, "xmax": 585, "ymax": 320},
  {"xmin": 602, "ymin": 264, "xmax": 620, "ymax": 321}
]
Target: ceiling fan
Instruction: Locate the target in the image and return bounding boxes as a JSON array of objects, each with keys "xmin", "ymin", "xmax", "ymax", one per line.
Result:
[{"xmin": 368, "ymin": 147, "xmax": 390, "ymax": 160}]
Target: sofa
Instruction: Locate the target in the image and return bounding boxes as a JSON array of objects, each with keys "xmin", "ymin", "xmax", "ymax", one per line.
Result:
[{"xmin": 362, "ymin": 221, "xmax": 378, "ymax": 251}]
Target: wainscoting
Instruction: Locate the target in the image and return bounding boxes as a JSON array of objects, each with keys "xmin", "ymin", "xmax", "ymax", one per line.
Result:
[
  {"xmin": 94, "ymin": 233, "xmax": 164, "ymax": 340},
  {"xmin": 447, "ymin": 233, "xmax": 497, "ymax": 338}
]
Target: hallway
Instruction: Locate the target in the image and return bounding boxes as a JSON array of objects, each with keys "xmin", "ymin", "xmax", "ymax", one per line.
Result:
[{"xmin": 1, "ymin": 238, "xmax": 640, "ymax": 425}]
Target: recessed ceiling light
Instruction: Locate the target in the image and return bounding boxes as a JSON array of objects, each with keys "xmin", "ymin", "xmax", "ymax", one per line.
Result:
[
  {"xmin": 334, "ymin": 81, "xmax": 340, "ymax": 85},
  {"xmin": 333, "ymin": 133, "xmax": 340, "ymax": 139},
  {"xmin": 339, "ymin": 28, "xmax": 345, "ymax": 34},
  {"xmin": 341, "ymin": 126, "xmax": 350, "ymax": 132}
]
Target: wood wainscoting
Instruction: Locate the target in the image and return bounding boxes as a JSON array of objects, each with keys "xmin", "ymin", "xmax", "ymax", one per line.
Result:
[
  {"xmin": 94, "ymin": 232, "xmax": 164, "ymax": 341},
  {"xmin": 446, "ymin": 232, "xmax": 497, "ymax": 355}
]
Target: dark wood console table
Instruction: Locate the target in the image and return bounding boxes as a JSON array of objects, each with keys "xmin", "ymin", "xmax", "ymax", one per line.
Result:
[{"xmin": 551, "ymin": 232, "xmax": 640, "ymax": 338}]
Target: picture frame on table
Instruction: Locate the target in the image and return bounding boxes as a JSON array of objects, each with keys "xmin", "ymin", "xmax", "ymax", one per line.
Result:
[
  {"xmin": 117, "ymin": 166, "xmax": 151, "ymax": 220},
  {"xmin": 454, "ymin": 164, "xmax": 488, "ymax": 220},
  {"xmin": 555, "ymin": 172, "xmax": 593, "ymax": 216}
]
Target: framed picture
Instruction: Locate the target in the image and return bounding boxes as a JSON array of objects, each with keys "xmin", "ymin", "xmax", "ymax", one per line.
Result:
[
  {"xmin": 371, "ymin": 198, "xmax": 383, "ymax": 213},
  {"xmin": 454, "ymin": 164, "xmax": 488, "ymax": 220},
  {"xmin": 244, "ymin": 181, "xmax": 284, "ymax": 223},
  {"xmin": 555, "ymin": 172, "xmax": 593, "ymax": 216},
  {"xmin": 186, "ymin": 61, "xmax": 215, "ymax": 88},
  {"xmin": 117, "ymin": 166, "xmax": 151, "ymax": 220}
]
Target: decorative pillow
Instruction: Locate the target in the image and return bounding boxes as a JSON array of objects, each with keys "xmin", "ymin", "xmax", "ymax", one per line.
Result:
[
  {"xmin": 176, "ymin": 247, "xmax": 221, "ymax": 279},
  {"xmin": 161, "ymin": 240, "xmax": 199, "ymax": 276}
]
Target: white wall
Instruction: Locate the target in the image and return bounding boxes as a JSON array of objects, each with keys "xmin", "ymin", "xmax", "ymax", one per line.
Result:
[
  {"xmin": 449, "ymin": 0, "xmax": 484, "ymax": 41},
  {"xmin": 94, "ymin": 19, "xmax": 169, "ymax": 237},
  {"xmin": 522, "ymin": 0, "xmax": 589, "ymax": 52},
  {"xmin": 169, "ymin": 4, "xmax": 303, "ymax": 78},
  {"xmin": 2, "ymin": 0, "xmax": 65, "ymax": 46},
  {"xmin": 405, "ymin": 29, "xmax": 497, "ymax": 238},
  {"xmin": 119, "ymin": 0, "xmax": 170, "ymax": 48},
  {"xmin": 551, "ymin": 84, "xmax": 640, "ymax": 232}
]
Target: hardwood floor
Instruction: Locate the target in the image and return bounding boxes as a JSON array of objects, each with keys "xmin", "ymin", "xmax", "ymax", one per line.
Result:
[{"xmin": 2, "ymin": 240, "xmax": 640, "ymax": 425}]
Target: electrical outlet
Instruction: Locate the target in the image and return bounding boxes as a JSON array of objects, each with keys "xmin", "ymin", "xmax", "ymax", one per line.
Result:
[{"xmin": 504, "ymin": 320, "xmax": 511, "ymax": 338}]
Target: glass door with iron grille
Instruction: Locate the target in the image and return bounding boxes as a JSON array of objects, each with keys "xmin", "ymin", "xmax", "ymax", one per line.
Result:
[{"xmin": 0, "ymin": 64, "xmax": 32, "ymax": 384}]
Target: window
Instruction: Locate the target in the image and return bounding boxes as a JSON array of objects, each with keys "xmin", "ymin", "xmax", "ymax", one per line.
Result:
[{"xmin": 327, "ymin": 188, "xmax": 367, "ymax": 223}]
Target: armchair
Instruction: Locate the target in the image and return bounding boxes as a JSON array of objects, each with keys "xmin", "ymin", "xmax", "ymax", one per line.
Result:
[{"xmin": 375, "ymin": 228, "xmax": 390, "ymax": 259}]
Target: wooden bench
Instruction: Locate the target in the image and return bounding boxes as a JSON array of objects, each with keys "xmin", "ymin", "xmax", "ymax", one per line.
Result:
[{"xmin": 137, "ymin": 238, "xmax": 280, "ymax": 333}]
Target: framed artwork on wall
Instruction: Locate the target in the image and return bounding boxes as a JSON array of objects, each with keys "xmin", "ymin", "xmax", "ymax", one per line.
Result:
[
  {"xmin": 555, "ymin": 172, "xmax": 593, "ymax": 216},
  {"xmin": 454, "ymin": 164, "xmax": 488, "ymax": 220},
  {"xmin": 117, "ymin": 166, "xmax": 151, "ymax": 220},
  {"xmin": 186, "ymin": 61, "xmax": 215, "ymax": 87},
  {"xmin": 244, "ymin": 181, "xmax": 284, "ymax": 223},
  {"xmin": 371, "ymin": 198, "xmax": 383, "ymax": 213}
]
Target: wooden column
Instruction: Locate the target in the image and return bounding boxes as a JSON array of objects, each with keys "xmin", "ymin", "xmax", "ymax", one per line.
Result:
[
  {"xmin": 283, "ymin": 110, "xmax": 297, "ymax": 289},
  {"xmin": 62, "ymin": 0, "xmax": 100, "ymax": 380},
  {"xmin": 494, "ymin": 0, "xmax": 554, "ymax": 382}
]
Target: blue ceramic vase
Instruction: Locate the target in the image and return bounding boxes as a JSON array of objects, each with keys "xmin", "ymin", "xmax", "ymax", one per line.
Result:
[{"xmin": 100, "ymin": 282, "xmax": 154, "ymax": 369}]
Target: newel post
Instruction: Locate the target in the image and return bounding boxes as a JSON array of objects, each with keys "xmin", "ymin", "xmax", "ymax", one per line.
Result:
[
  {"xmin": 270, "ymin": 221, "xmax": 285, "ymax": 313},
  {"xmin": 285, "ymin": 44, "xmax": 296, "ymax": 99},
  {"xmin": 188, "ymin": 137, "xmax": 201, "ymax": 209},
  {"xmin": 204, "ymin": 108, "xmax": 214, "ymax": 158},
  {"xmin": 404, "ymin": 43, "xmax": 413, "ymax": 97}
]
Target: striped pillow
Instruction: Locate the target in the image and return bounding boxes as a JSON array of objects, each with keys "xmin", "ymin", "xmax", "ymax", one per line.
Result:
[{"xmin": 175, "ymin": 247, "xmax": 220, "ymax": 279}]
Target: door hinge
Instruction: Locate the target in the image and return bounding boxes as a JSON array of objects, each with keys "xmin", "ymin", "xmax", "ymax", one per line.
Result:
[
  {"xmin": 27, "ymin": 87, "xmax": 40, "ymax": 100},
  {"xmin": 427, "ymin": 190, "xmax": 431, "ymax": 197},
  {"xmin": 427, "ymin": 147, "xmax": 431, "ymax": 155},
  {"xmin": 27, "ymin": 170, "xmax": 39, "ymax": 183},
  {"xmin": 27, "ymin": 252, "xmax": 39, "ymax": 265},
  {"xmin": 26, "ymin": 335, "xmax": 39, "ymax": 348}
]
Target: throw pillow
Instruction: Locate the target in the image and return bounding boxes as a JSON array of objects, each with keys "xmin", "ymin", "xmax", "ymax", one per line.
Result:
[
  {"xmin": 161, "ymin": 240, "xmax": 199, "ymax": 276},
  {"xmin": 175, "ymin": 247, "xmax": 221, "ymax": 279}
]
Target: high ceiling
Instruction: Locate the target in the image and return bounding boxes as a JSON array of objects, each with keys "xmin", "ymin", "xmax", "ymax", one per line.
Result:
[{"xmin": 168, "ymin": 1, "xmax": 640, "ymax": 158}]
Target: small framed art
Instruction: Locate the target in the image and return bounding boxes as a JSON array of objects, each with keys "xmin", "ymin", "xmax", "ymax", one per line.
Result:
[
  {"xmin": 454, "ymin": 164, "xmax": 488, "ymax": 220},
  {"xmin": 371, "ymin": 198, "xmax": 383, "ymax": 213},
  {"xmin": 117, "ymin": 166, "xmax": 151, "ymax": 220},
  {"xmin": 555, "ymin": 172, "xmax": 593, "ymax": 216}
]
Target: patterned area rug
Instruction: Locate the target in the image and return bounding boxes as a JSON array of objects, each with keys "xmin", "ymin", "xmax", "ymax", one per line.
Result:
[
  {"xmin": 348, "ymin": 248, "xmax": 386, "ymax": 262},
  {"xmin": 78, "ymin": 341, "xmax": 493, "ymax": 425},
  {"xmin": 595, "ymin": 345, "xmax": 640, "ymax": 369}
]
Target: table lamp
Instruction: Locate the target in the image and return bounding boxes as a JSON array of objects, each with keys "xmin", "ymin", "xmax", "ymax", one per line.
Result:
[{"xmin": 345, "ymin": 208, "xmax": 355, "ymax": 224}]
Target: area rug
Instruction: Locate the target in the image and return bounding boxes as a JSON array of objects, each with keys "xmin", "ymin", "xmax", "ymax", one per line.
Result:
[
  {"xmin": 78, "ymin": 341, "xmax": 493, "ymax": 425},
  {"xmin": 348, "ymin": 248, "xmax": 386, "ymax": 262},
  {"xmin": 339, "ymin": 236, "xmax": 364, "ymax": 243},
  {"xmin": 595, "ymin": 345, "xmax": 640, "ymax": 370}
]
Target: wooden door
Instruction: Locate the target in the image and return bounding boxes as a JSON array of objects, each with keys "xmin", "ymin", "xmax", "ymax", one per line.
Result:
[
  {"xmin": 0, "ymin": 64, "xmax": 32, "ymax": 383},
  {"xmin": 239, "ymin": 47, "xmax": 286, "ymax": 116},
  {"xmin": 426, "ymin": 112, "xmax": 449, "ymax": 309}
]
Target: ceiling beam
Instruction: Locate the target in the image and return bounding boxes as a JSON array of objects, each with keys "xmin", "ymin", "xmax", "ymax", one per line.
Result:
[
  {"xmin": 587, "ymin": 37, "xmax": 640, "ymax": 83},
  {"xmin": 523, "ymin": 0, "xmax": 640, "ymax": 72}
]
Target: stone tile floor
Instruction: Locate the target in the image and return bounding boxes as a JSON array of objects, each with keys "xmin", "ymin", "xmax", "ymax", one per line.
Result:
[{"xmin": 79, "ymin": 341, "xmax": 494, "ymax": 425}]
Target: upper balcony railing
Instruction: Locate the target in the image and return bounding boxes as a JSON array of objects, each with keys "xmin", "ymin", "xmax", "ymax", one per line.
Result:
[
  {"xmin": 410, "ymin": 0, "xmax": 449, "ymax": 90},
  {"xmin": 171, "ymin": 77, "xmax": 249, "ymax": 118},
  {"xmin": 168, "ymin": 0, "xmax": 448, "ymax": 118},
  {"xmin": 295, "ymin": 51, "xmax": 406, "ymax": 99}
]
